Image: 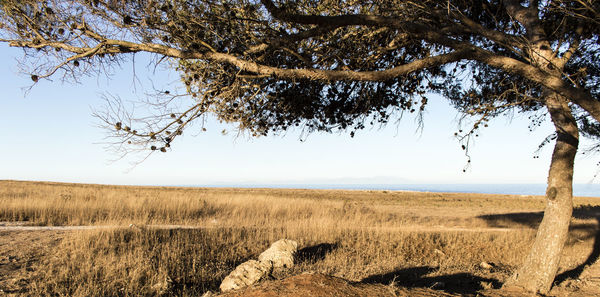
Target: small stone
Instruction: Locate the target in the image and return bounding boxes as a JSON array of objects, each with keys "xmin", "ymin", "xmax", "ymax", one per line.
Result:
[{"xmin": 479, "ymin": 261, "xmax": 493, "ymax": 270}]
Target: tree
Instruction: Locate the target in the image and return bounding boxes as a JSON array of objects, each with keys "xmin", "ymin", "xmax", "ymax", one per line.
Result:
[{"xmin": 1, "ymin": 0, "xmax": 599, "ymax": 293}]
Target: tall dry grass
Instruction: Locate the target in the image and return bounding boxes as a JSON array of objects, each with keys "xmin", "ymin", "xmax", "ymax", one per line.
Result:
[
  {"xmin": 1, "ymin": 180, "xmax": 598, "ymax": 296},
  {"xmin": 29, "ymin": 227, "xmax": 536, "ymax": 297},
  {"xmin": 2, "ymin": 180, "xmax": 598, "ymax": 228}
]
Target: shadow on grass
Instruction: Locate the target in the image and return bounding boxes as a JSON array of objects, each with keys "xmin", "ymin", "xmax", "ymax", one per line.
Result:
[
  {"xmin": 478, "ymin": 205, "xmax": 600, "ymax": 285},
  {"xmin": 555, "ymin": 205, "xmax": 600, "ymax": 285},
  {"xmin": 478, "ymin": 211, "xmax": 543, "ymax": 228},
  {"xmin": 296, "ymin": 242, "xmax": 338, "ymax": 264},
  {"xmin": 361, "ymin": 266, "xmax": 501, "ymax": 295}
]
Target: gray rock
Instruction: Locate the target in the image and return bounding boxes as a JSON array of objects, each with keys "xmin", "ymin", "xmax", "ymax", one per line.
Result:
[
  {"xmin": 257, "ymin": 239, "xmax": 298, "ymax": 269},
  {"xmin": 219, "ymin": 260, "xmax": 272, "ymax": 292}
]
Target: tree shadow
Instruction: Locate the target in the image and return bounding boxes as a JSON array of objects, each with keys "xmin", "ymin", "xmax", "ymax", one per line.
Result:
[
  {"xmin": 296, "ymin": 242, "xmax": 338, "ymax": 264},
  {"xmin": 361, "ymin": 266, "xmax": 436, "ymax": 284},
  {"xmin": 477, "ymin": 205, "xmax": 600, "ymax": 285},
  {"xmin": 555, "ymin": 205, "xmax": 600, "ymax": 284},
  {"xmin": 361, "ymin": 266, "xmax": 501, "ymax": 295},
  {"xmin": 478, "ymin": 211, "xmax": 543, "ymax": 228}
]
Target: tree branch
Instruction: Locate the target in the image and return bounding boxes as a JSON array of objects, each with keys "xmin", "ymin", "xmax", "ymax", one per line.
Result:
[
  {"xmin": 471, "ymin": 49, "xmax": 600, "ymax": 123},
  {"xmin": 244, "ymin": 25, "xmax": 338, "ymax": 55},
  {"xmin": 450, "ymin": 10, "xmax": 525, "ymax": 54},
  {"xmin": 260, "ymin": 0, "xmax": 429, "ymax": 32}
]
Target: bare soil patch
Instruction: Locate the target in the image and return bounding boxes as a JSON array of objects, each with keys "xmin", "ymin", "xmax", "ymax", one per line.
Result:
[
  {"xmin": 218, "ymin": 272, "xmax": 459, "ymax": 297},
  {"xmin": 0, "ymin": 230, "xmax": 63, "ymax": 295}
]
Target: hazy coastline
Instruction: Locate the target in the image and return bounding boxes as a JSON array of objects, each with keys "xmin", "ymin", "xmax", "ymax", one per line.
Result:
[{"xmin": 188, "ymin": 183, "xmax": 600, "ymax": 197}]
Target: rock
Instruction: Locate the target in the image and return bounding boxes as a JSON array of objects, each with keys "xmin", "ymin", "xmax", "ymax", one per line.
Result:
[
  {"xmin": 257, "ymin": 239, "xmax": 298, "ymax": 269},
  {"xmin": 220, "ymin": 239, "xmax": 299, "ymax": 292},
  {"xmin": 220, "ymin": 260, "xmax": 272, "ymax": 292},
  {"xmin": 479, "ymin": 261, "xmax": 493, "ymax": 270}
]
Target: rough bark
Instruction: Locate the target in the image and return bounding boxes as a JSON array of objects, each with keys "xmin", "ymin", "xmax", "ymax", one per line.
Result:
[{"xmin": 504, "ymin": 93, "xmax": 579, "ymax": 293}]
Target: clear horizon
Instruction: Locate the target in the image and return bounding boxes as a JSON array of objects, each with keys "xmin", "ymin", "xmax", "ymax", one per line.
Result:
[
  {"xmin": 1, "ymin": 44, "xmax": 599, "ymax": 187},
  {"xmin": 3, "ymin": 179, "xmax": 600, "ymax": 197}
]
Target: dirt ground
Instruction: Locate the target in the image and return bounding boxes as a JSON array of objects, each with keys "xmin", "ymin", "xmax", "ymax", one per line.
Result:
[
  {"xmin": 1, "ymin": 227, "xmax": 599, "ymax": 297},
  {"xmin": 217, "ymin": 263, "xmax": 600, "ymax": 297},
  {"xmin": 0, "ymin": 230, "xmax": 64, "ymax": 295}
]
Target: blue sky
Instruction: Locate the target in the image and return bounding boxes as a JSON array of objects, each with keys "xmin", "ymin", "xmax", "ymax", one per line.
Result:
[{"xmin": 0, "ymin": 44, "xmax": 598, "ymax": 186}]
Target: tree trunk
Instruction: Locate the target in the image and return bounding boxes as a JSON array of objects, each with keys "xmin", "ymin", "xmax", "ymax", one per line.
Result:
[{"xmin": 504, "ymin": 93, "xmax": 579, "ymax": 294}]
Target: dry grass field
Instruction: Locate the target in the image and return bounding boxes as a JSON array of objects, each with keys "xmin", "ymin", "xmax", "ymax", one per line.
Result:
[{"xmin": 0, "ymin": 180, "xmax": 599, "ymax": 296}]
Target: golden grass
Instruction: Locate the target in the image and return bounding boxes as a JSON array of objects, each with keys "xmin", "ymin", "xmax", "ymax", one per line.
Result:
[
  {"xmin": 2, "ymin": 179, "xmax": 598, "ymax": 228},
  {"xmin": 29, "ymin": 228, "xmax": 536, "ymax": 297},
  {"xmin": 1, "ymin": 180, "xmax": 598, "ymax": 296}
]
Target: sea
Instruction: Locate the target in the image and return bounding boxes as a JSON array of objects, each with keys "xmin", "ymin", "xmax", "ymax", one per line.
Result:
[{"xmin": 193, "ymin": 183, "xmax": 600, "ymax": 197}]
